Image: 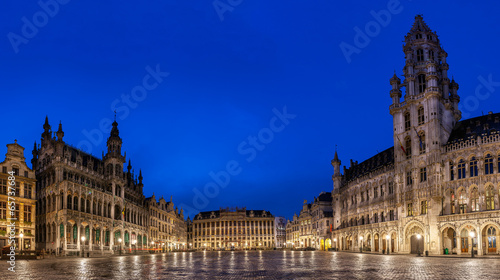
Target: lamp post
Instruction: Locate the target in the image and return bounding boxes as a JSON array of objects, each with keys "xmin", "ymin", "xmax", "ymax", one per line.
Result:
[
  {"xmin": 162, "ymin": 243, "xmax": 165, "ymax": 253},
  {"xmin": 118, "ymin": 238, "xmax": 122, "ymax": 255},
  {"xmin": 19, "ymin": 233, "xmax": 24, "ymax": 255},
  {"xmin": 151, "ymin": 241, "xmax": 155, "ymax": 253},
  {"xmin": 334, "ymin": 238, "xmax": 337, "ymax": 251},
  {"xmin": 386, "ymin": 235, "xmax": 390, "ymax": 255},
  {"xmin": 416, "ymin": 234, "xmax": 421, "ymax": 257},
  {"xmin": 469, "ymin": 231, "xmax": 475, "ymax": 258},
  {"xmin": 81, "ymin": 236, "xmax": 86, "ymax": 257},
  {"xmin": 360, "ymin": 236, "xmax": 363, "ymax": 253}
]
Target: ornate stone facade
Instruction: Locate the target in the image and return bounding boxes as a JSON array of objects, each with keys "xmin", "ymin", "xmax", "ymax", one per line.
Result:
[
  {"xmin": 33, "ymin": 117, "xmax": 185, "ymax": 255},
  {"xmin": 331, "ymin": 15, "xmax": 500, "ymax": 256}
]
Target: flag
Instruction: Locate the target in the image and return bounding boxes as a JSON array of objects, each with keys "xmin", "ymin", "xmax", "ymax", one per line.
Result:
[
  {"xmin": 122, "ymin": 206, "xmax": 125, "ymax": 218},
  {"xmin": 396, "ymin": 135, "xmax": 406, "ymax": 154},
  {"xmin": 413, "ymin": 127, "xmax": 423, "ymax": 149}
]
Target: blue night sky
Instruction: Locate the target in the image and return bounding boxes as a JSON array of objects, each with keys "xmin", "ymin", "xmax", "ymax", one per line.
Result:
[{"xmin": 1, "ymin": 0, "xmax": 500, "ymax": 219}]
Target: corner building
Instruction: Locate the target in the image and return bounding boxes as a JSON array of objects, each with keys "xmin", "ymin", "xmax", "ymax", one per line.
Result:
[
  {"xmin": 331, "ymin": 15, "xmax": 500, "ymax": 256},
  {"xmin": 34, "ymin": 117, "xmax": 150, "ymax": 255},
  {"xmin": 0, "ymin": 141, "xmax": 36, "ymax": 250}
]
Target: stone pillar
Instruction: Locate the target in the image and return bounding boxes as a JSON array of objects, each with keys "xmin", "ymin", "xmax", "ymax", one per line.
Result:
[
  {"xmin": 89, "ymin": 223, "xmax": 93, "ymax": 251},
  {"xmin": 476, "ymin": 226, "xmax": 482, "ymax": 256},
  {"xmin": 76, "ymin": 223, "xmax": 81, "ymax": 251}
]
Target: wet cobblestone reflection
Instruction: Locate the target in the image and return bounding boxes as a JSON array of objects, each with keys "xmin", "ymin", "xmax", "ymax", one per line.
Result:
[{"xmin": 8, "ymin": 251, "xmax": 500, "ymax": 279}]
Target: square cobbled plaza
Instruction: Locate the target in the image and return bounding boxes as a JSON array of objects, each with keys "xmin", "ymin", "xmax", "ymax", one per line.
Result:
[{"xmin": 8, "ymin": 251, "xmax": 500, "ymax": 280}]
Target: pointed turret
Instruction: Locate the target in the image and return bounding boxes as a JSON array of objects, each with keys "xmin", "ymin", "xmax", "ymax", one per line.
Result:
[
  {"xmin": 41, "ymin": 116, "xmax": 52, "ymax": 142},
  {"xmin": 56, "ymin": 121, "xmax": 64, "ymax": 141},
  {"xmin": 138, "ymin": 169, "xmax": 143, "ymax": 184}
]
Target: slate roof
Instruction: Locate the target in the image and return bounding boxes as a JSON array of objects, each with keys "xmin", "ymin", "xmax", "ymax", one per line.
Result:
[
  {"xmin": 447, "ymin": 112, "xmax": 500, "ymax": 144},
  {"xmin": 342, "ymin": 147, "xmax": 394, "ymax": 185}
]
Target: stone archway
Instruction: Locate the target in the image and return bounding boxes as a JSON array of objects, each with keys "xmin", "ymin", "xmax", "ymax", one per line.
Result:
[
  {"xmin": 482, "ymin": 224, "xmax": 499, "ymax": 255},
  {"xmin": 441, "ymin": 226, "xmax": 457, "ymax": 254},
  {"xmin": 404, "ymin": 222, "xmax": 424, "ymax": 254}
]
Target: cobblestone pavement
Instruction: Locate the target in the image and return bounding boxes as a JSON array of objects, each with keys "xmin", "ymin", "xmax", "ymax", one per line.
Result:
[{"xmin": 4, "ymin": 251, "xmax": 500, "ymax": 280}]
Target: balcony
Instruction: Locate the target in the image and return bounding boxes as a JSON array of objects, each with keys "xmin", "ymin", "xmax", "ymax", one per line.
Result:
[{"xmin": 438, "ymin": 210, "xmax": 500, "ymax": 223}]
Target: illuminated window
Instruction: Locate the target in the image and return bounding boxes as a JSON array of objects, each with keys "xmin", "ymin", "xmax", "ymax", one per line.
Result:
[
  {"xmin": 471, "ymin": 187, "xmax": 479, "ymax": 212},
  {"xmin": 458, "ymin": 189, "xmax": 467, "ymax": 214},
  {"xmin": 407, "ymin": 203, "xmax": 413, "ymax": 216},
  {"xmin": 450, "ymin": 191, "xmax": 456, "ymax": 214},
  {"xmin": 486, "ymin": 186, "xmax": 495, "ymax": 210},
  {"xmin": 421, "ymin": 200, "xmax": 427, "ymax": 214}
]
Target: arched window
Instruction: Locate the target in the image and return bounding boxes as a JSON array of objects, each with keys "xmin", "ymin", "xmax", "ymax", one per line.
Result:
[
  {"xmin": 406, "ymin": 171, "xmax": 413, "ymax": 186},
  {"xmin": 450, "ymin": 190, "xmax": 456, "ymax": 214},
  {"xmin": 458, "ymin": 189, "xmax": 467, "ymax": 214},
  {"xmin": 485, "ymin": 154, "xmax": 493, "ymax": 175},
  {"xmin": 73, "ymin": 196, "xmax": 78, "ymax": 211},
  {"xmin": 471, "ymin": 187, "xmax": 479, "ymax": 212},
  {"xmin": 405, "ymin": 112, "xmax": 411, "ymax": 131},
  {"xmin": 449, "ymin": 161, "xmax": 454, "ymax": 181},
  {"xmin": 418, "ymin": 107, "xmax": 425, "ymax": 125},
  {"xmin": 470, "ymin": 157, "xmax": 478, "ymax": 177},
  {"xmin": 417, "ymin": 49, "xmax": 424, "ymax": 61},
  {"xmin": 67, "ymin": 195, "xmax": 72, "ymax": 210},
  {"xmin": 419, "ymin": 132, "xmax": 426, "ymax": 154},
  {"xmin": 486, "ymin": 186, "xmax": 495, "ymax": 210},
  {"xmin": 418, "ymin": 74, "xmax": 426, "ymax": 93},
  {"xmin": 458, "ymin": 159, "xmax": 466, "ymax": 179},
  {"xmin": 405, "ymin": 137, "xmax": 412, "ymax": 159}
]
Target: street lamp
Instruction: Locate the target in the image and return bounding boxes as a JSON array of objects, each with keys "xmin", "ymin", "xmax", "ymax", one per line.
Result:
[
  {"xmin": 19, "ymin": 233, "xmax": 24, "ymax": 255},
  {"xmin": 359, "ymin": 236, "xmax": 363, "ymax": 253},
  {"xmin": 334, "ymin": 238, "xmax": 337, "ymax": 251},
  {"xmin": 81, "ymin": 236, "xmax": 86, "ymax": 257},
  {"xmin": 118, "ymin": 238, "xmax": 122, "ymax": 255},
  {"xmin": 416, "ymin": 234, "xmax": 421, "ymax": 257},
  {"xmin": 386, "ymin": 235, "xmax": 390, "ymax": 255},
  {"xmin": 162, "ymin": 243, "xmax": 165, "ymax": 253},
  {"xmin": 469, "ymin": 231, "xmax": 475, "ymax": 258}
]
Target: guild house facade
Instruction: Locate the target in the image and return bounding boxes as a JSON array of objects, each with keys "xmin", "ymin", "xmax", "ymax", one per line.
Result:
[
  {"xmin": 188, "ymin": 207, "xmax": 275, "ymax": 250},
  {"xmin": 33, "ymin": 117, "xmax": 186, "ymax": 256},
  {"xmin": 331, "ymin": 15, "xmax": 500, "ymax": 256},
  {"xmin": 0, "ymin": 141, "xmax": 37, "ymax": 250}
]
